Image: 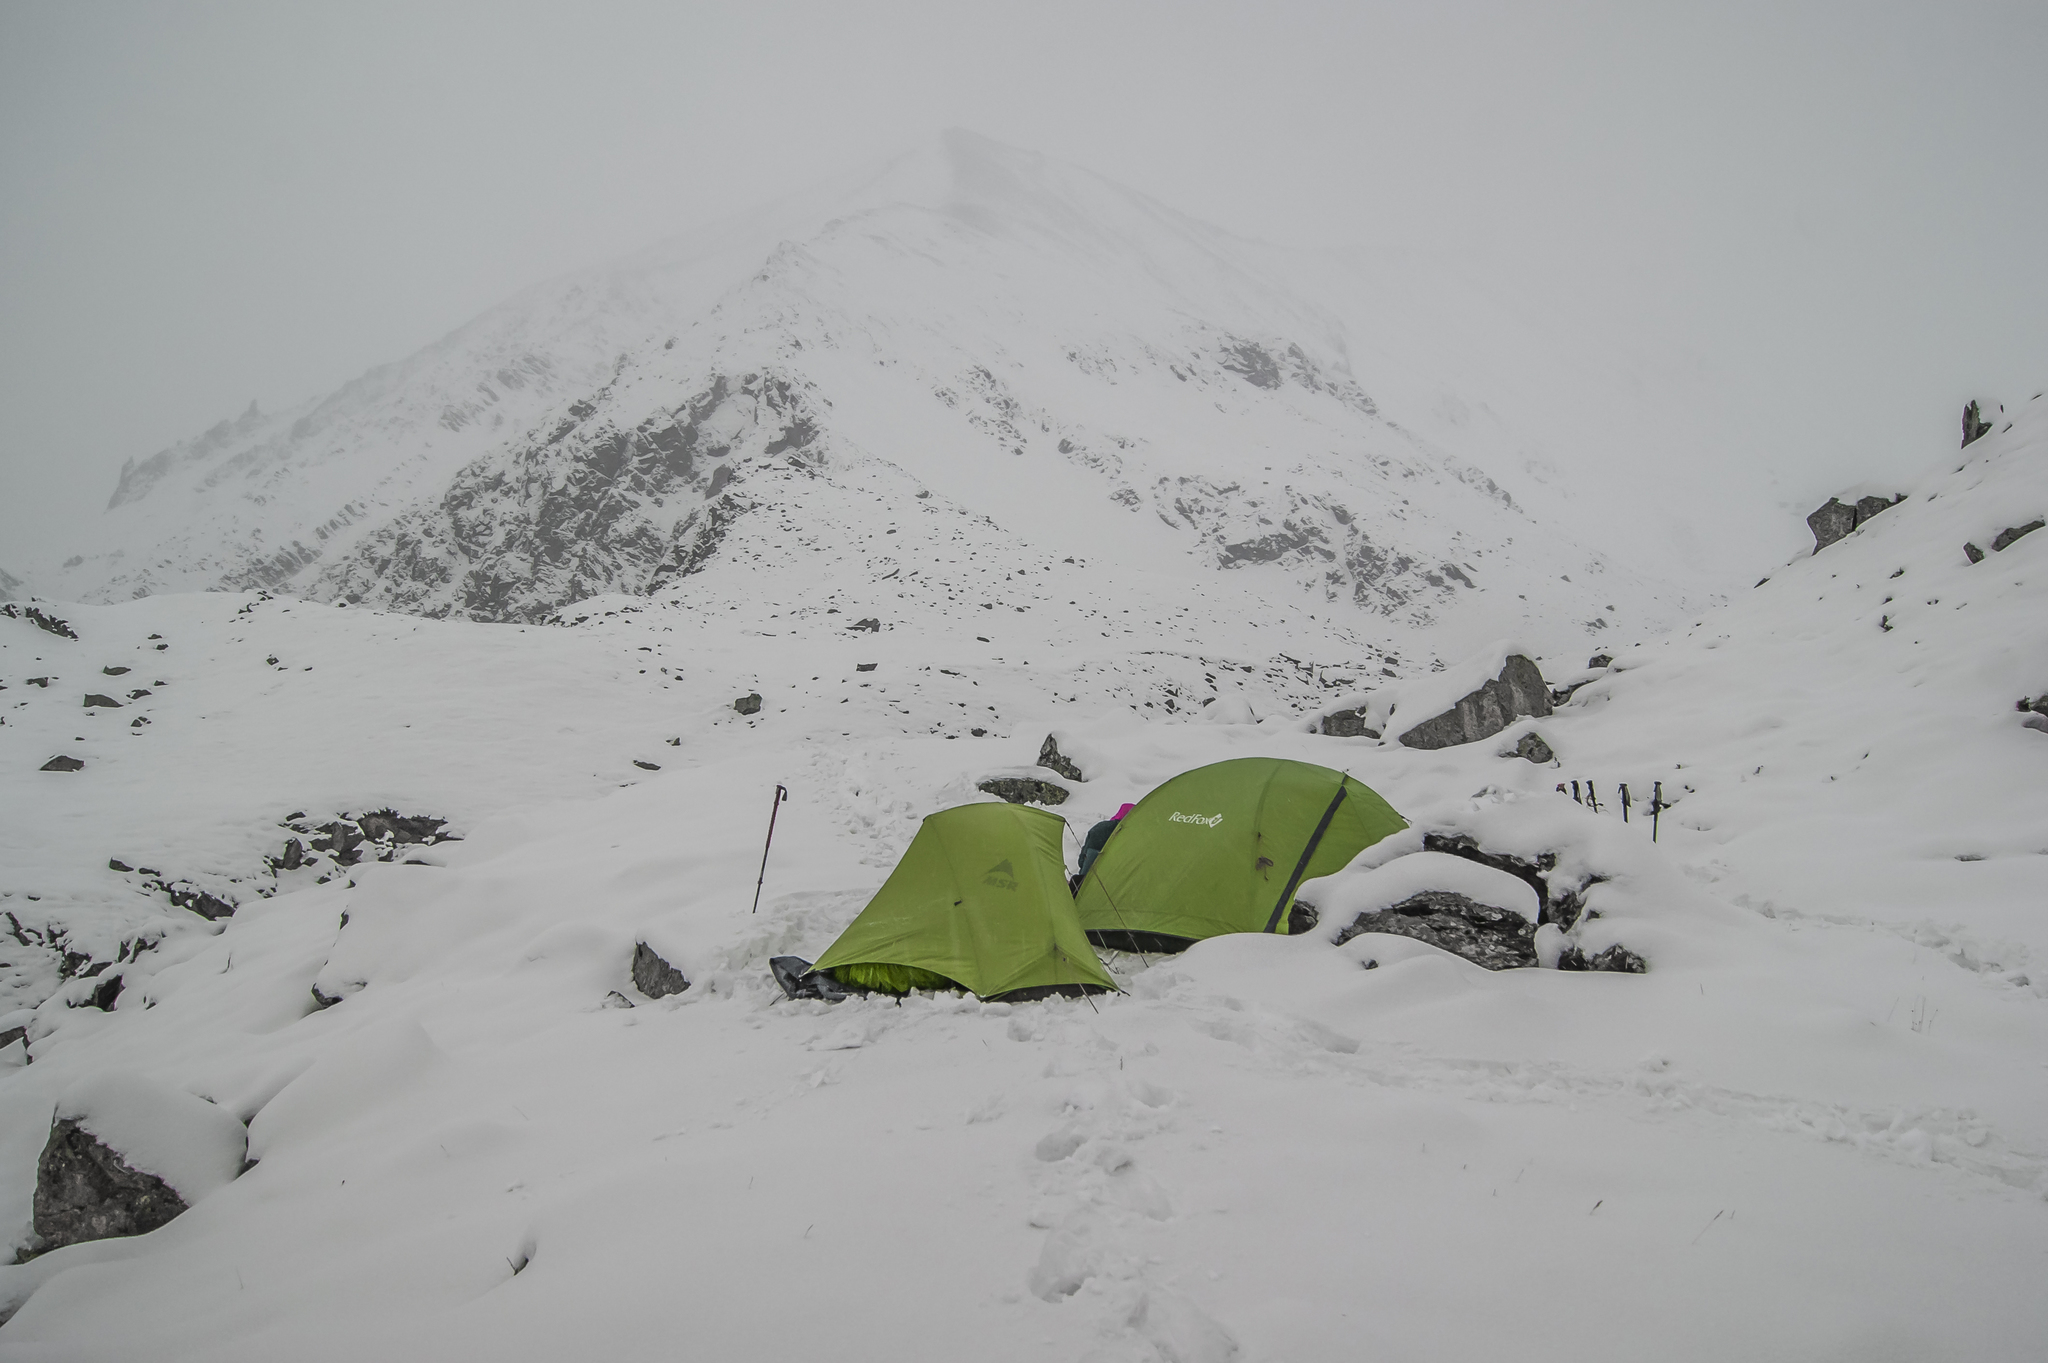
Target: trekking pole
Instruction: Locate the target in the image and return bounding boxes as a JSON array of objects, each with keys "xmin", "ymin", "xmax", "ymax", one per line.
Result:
[
  {"xmin": 1651, "ymin": 781, "xmax": 1664, "ymax": 843},
  {"xmin": 751, "ymin": 785, "xmax": 789, "ymax": 914},
  {"xmin": 1620, "ymin": 783, "xmax": 1631, "ymax": 823}
]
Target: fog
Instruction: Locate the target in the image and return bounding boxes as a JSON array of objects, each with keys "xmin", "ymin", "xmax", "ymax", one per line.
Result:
[{"xmin": 3, "ymin": 0, "xmax": 2044, "ymax": 569}]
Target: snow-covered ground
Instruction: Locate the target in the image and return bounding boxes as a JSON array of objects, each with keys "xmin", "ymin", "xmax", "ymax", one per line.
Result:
[{"xmin": 1, "ymin": 386, "xmax": 2042, "ymax": 1358}]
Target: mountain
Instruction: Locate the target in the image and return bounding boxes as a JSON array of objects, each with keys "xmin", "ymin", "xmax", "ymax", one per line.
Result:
[{"xmin": 34, "ymin": 132, "xmax": 1706, "ymax": 661}]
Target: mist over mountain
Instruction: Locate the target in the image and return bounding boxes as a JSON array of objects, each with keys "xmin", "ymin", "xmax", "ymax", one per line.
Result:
[{"xmin": 31, "ymin": 132, "xmax": 1738, "ymax": 661}]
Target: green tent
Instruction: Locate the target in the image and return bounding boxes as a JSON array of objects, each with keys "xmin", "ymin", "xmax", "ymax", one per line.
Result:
[
  {"xmin": 813, "ymin": 802, "xmax": 1116, "ymax": 1001},
  {"xmin": 1075, "ymin": 757, "xmax": 1407, "ymax": 952}
]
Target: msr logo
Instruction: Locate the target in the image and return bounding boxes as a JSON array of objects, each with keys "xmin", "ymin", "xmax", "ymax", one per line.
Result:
[
  {"xmin": 983, "ymin": 858, "xmax": 1018, "ymax": 889},
  {"xmin": 1167, "ymin": 811, "xmax": 1224, "ymax": 828}
]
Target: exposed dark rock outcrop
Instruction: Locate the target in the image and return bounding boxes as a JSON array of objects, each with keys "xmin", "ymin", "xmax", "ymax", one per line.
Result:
[
  {"xmin": 1963, "ymin": 400, "xmax": 1993, "ymax": 447},
  {"xmin": 1398, "ymin": 656, "xmax": 1552, "ymax": 750},
  {"xmin": 40, "ymin": 756, "xmax": 84, "ymax": 773},
  {"xmin": 1420, "ymin": 831, "xmax": 1599, "ymax": 930},
  {"xmin": 1991, "ymin": 520, "xmax": 2043, "ymax": 553},
  {"xmin": 1558, "ymin": 943, "xmax": 1648, "ymax": 973},
  {"xmin": 0, "ymin": 604, "xmax": 80, "ymax": 640},
  {"xmin": 1331, "ymin": 890, "xmax": 1537, "ymax": 970},
  {"xmin": 27, "ymin": 1120, "xmax": 188, "ymax": 1257},
  {"xmin": 1807, "ymin": 494, "xmax": 1902, "ymax": 553},
  {"xmin": 978, "ymin": 776, "xmax": 1070, "ymax": 806},
  {"xmin": 82, "ymin": 694, "xmax": 122, "ymax": 708},
  {"xmin": 733, "ymin": 693, "xmax": 762, "ymax": 715},
  {"xmin": 631, "ymin": 943, "xmax": 690, "ymax": 999},
  {"xmin": 1510, "ymin": 731, "xmax": 1555, "ymax": 764},
  {"xmin": 1037, "ymin": 735, "xmax": 1084, "ymax": 781}
]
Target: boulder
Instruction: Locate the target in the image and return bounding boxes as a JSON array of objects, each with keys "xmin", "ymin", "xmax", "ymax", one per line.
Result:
[
  {"xmin": 1807, "ymin": 493, "xmax": 1903, "ymax": 553},
  {"xmin": 82, "ymin": 694, "xmax": 121, "ymax": 708},
  {"xmin": 733, "ymin": 693, "xmax": 762, "ymax": 715},
  {"xmin": 1509, "ymin": 731, "xmax": 1555, "ymax": 764},
  {"xmin": 631, "ymin": 942, "xmax": 690, "ymax": 999},
  {"xmin": 1991, "ymin": 520, "xmax": 2043, "ymax": 553},
  {"xmin": 1397, "ymin": 655, "xmax": 1551, "ymax": 750},
  {"xmin": 1962, "ymin": 400, "xmax": 1993, "ymax": 447},
  {"xmin": 39, "ymin": 755, "xmax": 84, "ymax": 773},
  {"xmin": 1319, "ymin": 706, "xmax": 1380, "ymax": 738},
  {"xmin": 1332, "ymin": 890, "xmax": 1537, "ymax": 970},
  {"xmin": 849, "ymin": 618, "xmax": 882, "ymax": 632},
  {"xmin": 1037, "ymin": 734, "xmax": 1084, "ymax": 781},
  {"xmin": 26, "ymin": 1072, "xmax": 247, "ymax": 1257},
  {"xmin": 1558, "ymin": 942, "xmax": 1648, "ymax": 973},
  {"xmin": 978, "ymin": 776, "xmax": 1070, "ymax": 806}
]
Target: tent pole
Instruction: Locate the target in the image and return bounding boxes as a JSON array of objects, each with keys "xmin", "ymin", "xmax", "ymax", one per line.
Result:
[{"xmin": 751, "ymin": 784, "xmax": 789, "ymax": 914}]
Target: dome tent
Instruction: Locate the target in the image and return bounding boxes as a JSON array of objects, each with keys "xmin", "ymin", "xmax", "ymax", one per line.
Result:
[
  {"xmin": 790, "ymin": 802, "xmax": 1115, "ymax": 1002},
  {"xmin": 1075, "ymin": 757, "xmax": 1407, "ymax": 953}
]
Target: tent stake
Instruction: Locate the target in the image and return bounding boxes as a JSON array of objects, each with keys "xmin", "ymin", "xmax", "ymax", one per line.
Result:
[{"xmin": 751, "ymin": 784, "xmax": 789, "ymax": 914}]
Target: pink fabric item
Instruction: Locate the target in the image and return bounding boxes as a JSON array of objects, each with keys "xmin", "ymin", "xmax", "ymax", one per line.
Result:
[{"xmin": 1114, "ymin": 803, "xmax": 1135, "ymax": 820}]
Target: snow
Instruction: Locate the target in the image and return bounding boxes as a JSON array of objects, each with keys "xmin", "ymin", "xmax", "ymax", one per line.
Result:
[
  {"xmin": 1297, "ymin": 850, "xmax": 1542, "ymax": 926},
  {"xmin": 0, "ymin": 147, "xmax": 2044, "ymax": 1360}
]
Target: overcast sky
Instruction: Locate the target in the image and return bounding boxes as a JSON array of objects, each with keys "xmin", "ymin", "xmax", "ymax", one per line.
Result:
[{"xmin": 3, "ymin": 0, "xmax": 2044, "ymax": 568}]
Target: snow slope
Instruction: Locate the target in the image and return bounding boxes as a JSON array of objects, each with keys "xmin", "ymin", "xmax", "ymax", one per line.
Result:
[
  {"xmin": 0, "ymin": 398, "xmax": 2043, "ymax": 1358},
  {"xmin": 30, "ymin": 133, "xmax": 1698, "ymax": 661}
]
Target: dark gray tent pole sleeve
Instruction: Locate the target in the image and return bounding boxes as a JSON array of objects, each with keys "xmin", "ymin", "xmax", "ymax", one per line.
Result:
[{"xmin": 1264, "ymin": 783, "xmax": 1349, "ymax": 933}]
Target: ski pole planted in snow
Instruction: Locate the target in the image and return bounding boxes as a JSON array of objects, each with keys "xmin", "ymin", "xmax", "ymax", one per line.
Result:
[
  {"xmin": 751, "ymin": 784, "xmax": 789, "ymax": 914},
  {"xmin": 1620, "ymin": 783, "xmax": 1631, "ymax": 823},
  {"xmin": 1652, "ymin": 781, "xmax": 1664, "ymax": 843}
]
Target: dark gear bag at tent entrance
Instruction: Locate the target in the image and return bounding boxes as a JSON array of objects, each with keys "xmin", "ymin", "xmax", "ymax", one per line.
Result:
[
  {"xmin": 779, "ymin": 801, "xmax": 1116, "ymax": 1003},
  {"xmin": 1074, "ymin": 756, "xmax": 1406, "ymax": 953}
]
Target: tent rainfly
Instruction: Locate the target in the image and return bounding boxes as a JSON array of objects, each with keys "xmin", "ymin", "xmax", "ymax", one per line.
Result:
[
  {"xmin": 791, "ymin": 802, "xmax": 1115, "ymax": 1002},
  {"xmin": 1074, "ymin": 756, "xmax": 1407, "ymax": 953}
]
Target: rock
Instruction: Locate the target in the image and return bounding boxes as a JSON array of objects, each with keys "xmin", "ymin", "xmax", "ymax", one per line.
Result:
[
  {"xmin": 978, "ymin": 776, "xmax": 1070, "ymax": 806},
  {"xmin": 101, "ymin": 666, "xmax": 129, "ymax": 676},
  {"xmin": 633, "ymin": 760, "xmax": 661, "ymax": 771},
  {"xmin": 1319, "ymin": 706, "xmax": 1380, "ymax": 738},
  {"xmin": 1963, "ymin": 400, "xmax": 1993, "ymax": 447},
  {"xmin": 1332, "ymin": 890, "xmax": 1537, "ymax": 970},
  {"xmin": 353, "ymin": 810, "xmax": 447, "ymax": 845},
  {"xmin": 1991, "ymin": 519, "xmax": 2043, "ymax": 553},
  {"xmin": 631, "ymin": 942, "xmax": 690, "ymax": 999},
  {"xmin": 1807, "ymin": 493, "xmax": 1903, "ymax": 553},
  {"xmin": 40, "ymin": 755, "xmax": 84, "ymax": 772},
  {"xmin": 1509, "ymin": 731, "xmax": 1555, "ymax": 764},
  {"xmin": 23, "ymin": 606, "xmax": 78, "ymax": 640},
  {"xmin": 1420, "ymin": 831, "xmax": 1597, "ymax": 928},
  {"xmin": 108, "ymin": 859, "xmax": 133, "ymax": 873},
  {"xmin": 275, "ymin": 838, "xmax": 305, "ymax": 871},
  {"xmin": 28, "ymin": 1120, "xmax": 188, "ymax": 1255},
  {"xmin": 26, "ymin": 676, "xmax": 49, "ymax": 687},
  {"xmin": 160, "ymin": 883, "xmax": 235, "ymax": 921},
  {"xmin": 310, "ymin": 820, "xmax": 365, "ymax": 864},
  {"xmin": 26, "ymin": 1074, "xmax": 247, "ymax": 1258},
  {"xmin": 1558, "ymin": 942, "xmax": 1648, "ymax": 974},
  {"xmin": 1587, "ymin": 654, "xmax": 1612, "ymax": 669},
  {"xmin": 849, "ymin": 618, "xmax": 882, "ymax": 632},
  {"xmin": 1964, "ymin": 542, "xmax": 1985, "ymax": 564},
  {"xmin": 733, "ymin": 693, "xmax": 762, "ymax": 715},
  {"xmin": 1397, "ymin": 656, "xmax": 1551, "ymax": 750},
  {"xmin": 82, "ymin": 694, "xmax": 122, "ymax": 708},
  {"xmin": 856, "ymin": 663, "xmax": 878, "ymax": 673},
  {"xmin": 1037, "ymin": 734, "xmax": 1084, "ymax": 781},
  {"xmin": 309, "ymin": 983, "xmax": 342, "ymax": 1010}
]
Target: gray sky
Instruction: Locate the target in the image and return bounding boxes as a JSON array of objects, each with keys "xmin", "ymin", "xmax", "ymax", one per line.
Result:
[{"xmin": 3, "ymin": 0, "xmax": 2044, "ymax": 568}]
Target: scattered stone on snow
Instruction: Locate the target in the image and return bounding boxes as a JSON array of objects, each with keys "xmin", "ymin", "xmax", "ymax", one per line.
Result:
[
  {"xmin": 1806, "ymin": 493, "xmax": 1903, "ymax": 553},
  {"xmin": 39, "ymin": 755, "xmax": 84, "ymax": 772},
  {"xmin": 1421, "ymin": 831, "xmax": 1595, "ymax": 929},
  {"xmin": 733, "ymin": 692, "xmax": 762, "ymax": 715},
  {"xmin": 1397, "ymin": 655, "xmax": 1551, "ymax": 750},
  {"xmin": 101, "ymin": 666, "xmax": 129, "ymax": 676},
  {"xmin": 849, "ymin": 617, "xmax": 882, "ymax": 632},
  {"xmin": 976, "ymin": 775, "xmax": 1070, "ymax": 806},
  {"xmin": 631, "ymin": 942, "xmax": 690, "ymax": 999},
  {"xmin": 855, "ymin": 663, "xmax": 878, "ymax": 672},
  {"xmin": 2019, "ymin": 694, "xmax": 2048, "ymax": 733},
  {"xmin": 309, "ymin": 983, "xmax": 342, "ymax": 1011},
  {"xmin": 1332, "ymin": 890, "xmax": 1537, "ymax": 970},
  {"xmin": 82, "ymin": 694, "xmax": 122, "ymax": 708},
  {"xmin": 1558, "ymin": 942, "xmax": 1649, "ymax": 973},
  {"xmin": 1964, "ymin": 542, "xmax": 1985, "ymax": 564},
  {"xmin": 1508, "ymin": 731, "xmax": 1555, "ymax": 764},
  {"xmin": 1037, "ymin": 734, "xmax": 1084, "ymax": 781},
  {"xmin": 27, "ymin": 1120, "xmax": 189, "ymax": 1257},
  {"xmin": 633, "ymin": 760, "xmax": 661, "ymax": 771},
  {"xmin": 1586, "ymin": 653, "xmax": 1613, "ymax": 669},
  {"xmin": 0, "ymin": 604, "xmax": 81, "ymax": 640}
]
